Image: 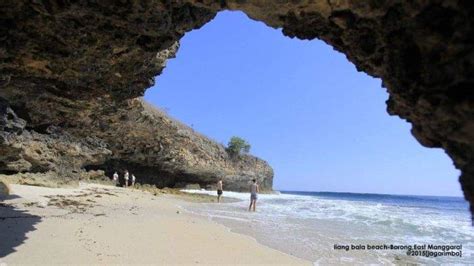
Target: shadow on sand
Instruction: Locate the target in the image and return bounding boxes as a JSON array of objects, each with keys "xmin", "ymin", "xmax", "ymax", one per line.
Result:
[{"xmin": 0, "ymin": 196, "xmax": 41, "ymax": 259}]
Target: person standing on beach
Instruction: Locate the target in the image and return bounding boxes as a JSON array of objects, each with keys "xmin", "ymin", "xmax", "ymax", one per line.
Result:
[
  {"xmin": 124, "ymin": 170, "xmax": 129, "ymax": 188},
  {"xmin": 217, "ymin": 179, "xmax": 223, "ymax": 203},
  {"xmin": 249, "ymin": 179, "xmax": 259, "ymax": 212},
  {"xmin": 113, "ymin": 171, "xmax": 118, "ymax": 184},
  {"xmin": 131, "ymin": 174, "xmax": 136, "ymax": 187}
]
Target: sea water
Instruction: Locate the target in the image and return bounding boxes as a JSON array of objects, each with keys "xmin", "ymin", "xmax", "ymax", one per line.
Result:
[{"xmin": 181, "ymin": 190, "xmax": 474, "ymax": 264}]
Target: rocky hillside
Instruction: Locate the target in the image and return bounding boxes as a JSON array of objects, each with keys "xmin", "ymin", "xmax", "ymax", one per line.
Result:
[{"xmin": 0, "ymin": 95, "xmax": 273, "ymax": 190}]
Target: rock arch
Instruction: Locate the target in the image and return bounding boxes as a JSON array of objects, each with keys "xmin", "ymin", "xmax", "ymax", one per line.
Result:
[{"xmin": 0, "ymin": 1, "xmax": 473, "ymax": 220}]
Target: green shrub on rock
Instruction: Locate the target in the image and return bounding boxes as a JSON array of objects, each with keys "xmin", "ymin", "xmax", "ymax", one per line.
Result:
[{"xmin": 226, "ymin": 136, "xmax": 251, "ymax": 157}]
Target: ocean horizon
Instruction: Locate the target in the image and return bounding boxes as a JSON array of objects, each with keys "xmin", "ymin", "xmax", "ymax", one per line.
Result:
[
  {"xmin": 182, "ymin": 189, "xmax": 474, "ymax": 264},
  {"xmin": 280, "ymin": 190, "xmax": 464, "ymax": 199}
]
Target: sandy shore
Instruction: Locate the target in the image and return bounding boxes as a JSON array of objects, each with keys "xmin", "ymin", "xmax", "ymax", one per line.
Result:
[{"xmin": 0, "ymin": 183, "xmax": 309, "ymax": 265}]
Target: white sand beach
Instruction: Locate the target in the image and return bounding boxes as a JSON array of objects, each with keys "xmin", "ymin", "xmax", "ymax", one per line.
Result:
[{"xmin": 0, "ymin": 183, "xmax": 309, "ymax": 265}]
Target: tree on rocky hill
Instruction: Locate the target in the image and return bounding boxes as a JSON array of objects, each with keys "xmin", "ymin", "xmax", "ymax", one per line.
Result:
[{"xmin": 226, "ymin": 136, "xmax": 251, "ymax": 157}]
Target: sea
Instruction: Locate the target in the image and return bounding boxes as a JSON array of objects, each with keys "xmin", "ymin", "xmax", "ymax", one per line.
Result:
[{"xmin": 180, "ymin": 189, "xmax": 474, "ymax": 264}]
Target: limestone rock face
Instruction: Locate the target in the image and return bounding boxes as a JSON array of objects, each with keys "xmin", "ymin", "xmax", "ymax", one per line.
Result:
[
  {"xmin": 0, "ymin": 90, "xmax": 273, "ymax": 190},
  {"xmin": 79, "ymin": 98, "xmax": 274, "ymax": 190},
  {"xmin": 0, "ymin": 99, "xmax": 111, "ymax": 175},
  {"xmin": 0, "ymin": 1, "xmax": 473, "ymax": 217}
]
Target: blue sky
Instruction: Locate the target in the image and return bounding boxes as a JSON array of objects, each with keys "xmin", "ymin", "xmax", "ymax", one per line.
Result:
[{"xmin": 145, "ymin": 11, "xmax": 461, "ymax": 197}]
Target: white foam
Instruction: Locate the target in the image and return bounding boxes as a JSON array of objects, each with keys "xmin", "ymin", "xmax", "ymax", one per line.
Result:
[{"xmin": 181, "ymin": 190, "xmax": 474, "ymax": 264}]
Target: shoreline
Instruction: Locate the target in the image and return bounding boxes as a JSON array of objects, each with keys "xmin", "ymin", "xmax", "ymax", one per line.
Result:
[
  {"xmin": 175, "ymin": 199, "xmax": 308, "ymax": 263},
  {"xmin": 177, "ymin": 190, "xmax": 472, "ymax": 265},
  {"xmin": 0, "ymin": 182, "xmax": 310, "ymax": 265},
  {"xmin": 176, "ymin": 190, "xmax": 318, "ymax": 262},
  {"xmin": 177, "ymin": 202, "xmax": 309, "ymax": 259}
]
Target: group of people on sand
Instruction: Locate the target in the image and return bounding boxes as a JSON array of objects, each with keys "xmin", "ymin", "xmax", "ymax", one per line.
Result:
[
  {"xmin": 112, "ymin": 170, "xmax": 136, "ymax": 187},
  {"xmin": 216, "ymin": 178, "xmax": 259, "ymax": 211},
  {"xmin": 110, "ymin": 171, "xmax": 259, "ymax": 210}
]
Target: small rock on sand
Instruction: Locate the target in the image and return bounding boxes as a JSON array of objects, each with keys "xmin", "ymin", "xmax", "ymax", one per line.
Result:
[{"xmin": 0, "ymin": 180, "xmax": 10, "ymax": 197}]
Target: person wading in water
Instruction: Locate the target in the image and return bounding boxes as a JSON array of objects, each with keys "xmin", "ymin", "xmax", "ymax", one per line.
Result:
[{"xmin": 249, "ymin": 179, "xmax": 259, "ymax": 212}]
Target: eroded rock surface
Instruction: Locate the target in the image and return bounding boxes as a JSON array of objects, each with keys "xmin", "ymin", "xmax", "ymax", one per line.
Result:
[
  {"xmin": 0, "ymin": 91, "xmax": 273, "ymax": 190},
  {"xmin": 0, "ymin": 97, "xmax": 111, "ymax": 175},
  {"xmin": 0, "ymin": 1, "xmax": 473, "ymax": 218},
  {"xmin": 80, "ymin": 98, "xmax": 274, "ymax": 190}
]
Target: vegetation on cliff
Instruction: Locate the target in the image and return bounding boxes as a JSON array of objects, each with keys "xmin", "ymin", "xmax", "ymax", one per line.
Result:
[{"xmin": 226, "ymin": 136, "xmax": 251, "ymax": 157}]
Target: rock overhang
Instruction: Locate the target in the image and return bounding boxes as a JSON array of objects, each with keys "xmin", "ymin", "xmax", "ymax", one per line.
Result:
[{"xmin": 0, "ymin": 0, "xmax": 473, "ymax": 220}]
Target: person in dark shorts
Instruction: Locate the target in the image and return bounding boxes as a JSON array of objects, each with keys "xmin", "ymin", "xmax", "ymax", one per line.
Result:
[
  {"xmin": 217, "ymin": 179, "xmax": 223, "ymax": 203},
  {"xmin": 249, "ymin": 179, "xmax": 259, "ymax": 211}
]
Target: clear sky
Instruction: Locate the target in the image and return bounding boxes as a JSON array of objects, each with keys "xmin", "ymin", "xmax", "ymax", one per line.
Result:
[{"xmin": 144, "ymin": 11, "xmax": 461, "ymax": 197}]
